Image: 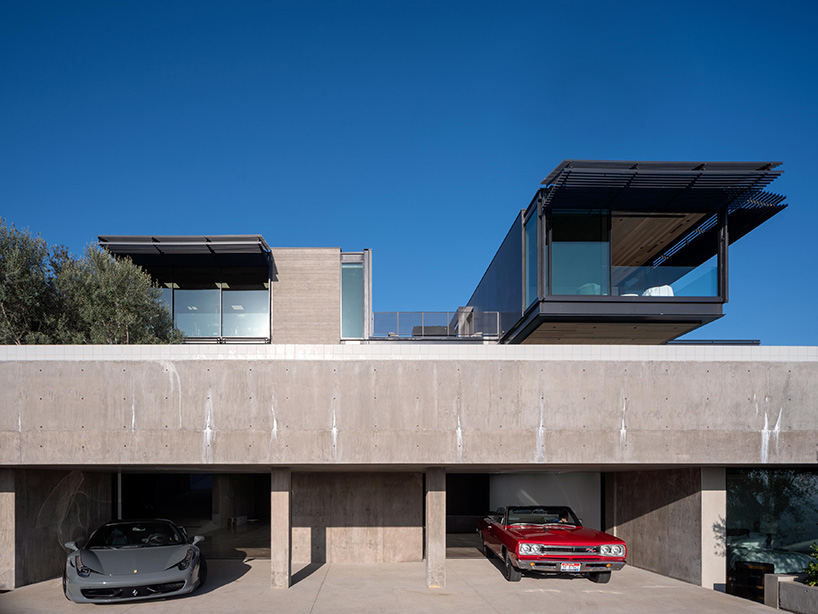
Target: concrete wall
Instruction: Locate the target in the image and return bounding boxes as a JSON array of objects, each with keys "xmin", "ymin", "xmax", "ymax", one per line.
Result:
[
  {"xmin": 271, "ymin": 248, "xmax": 341, "ymax": 344},
  {"xmin": 3, "ymin": 470, "xmax": 110, "ymax": 588},
  {"xmin": 291, "ymin": 472, "xmax": 422, "ymax": 564},
  {"xmin": 1, "ymin": 345, "xmax": 816, "ymax": 468},
  {"xmin": 606, "ymin": 468, "xmax": 704, "ymax": 585},
  {"xmin": 490, "ymin": 473, "xmax": 601, "ymax": 530}
]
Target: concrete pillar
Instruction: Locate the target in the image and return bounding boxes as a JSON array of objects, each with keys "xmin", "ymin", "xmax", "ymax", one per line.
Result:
[
  {"xmin": 0, "ymin": 470, "xmax": 15, "ymax": 590},
  {"xmin": 425, "ymin": 467, "xmax": 445, "ymax": 588},
  {"xmin": 700, "ymin": 467, "xmax": 726, "ymax": 592},
  {"xmin": 271, "ymin": 468, "xmax": 292, "ymax": 588}
]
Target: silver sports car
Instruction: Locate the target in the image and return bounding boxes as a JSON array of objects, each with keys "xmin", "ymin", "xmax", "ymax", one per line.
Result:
[{"xmin": 63, "ymin": 519, "xmax": 207, "ymax": 603}]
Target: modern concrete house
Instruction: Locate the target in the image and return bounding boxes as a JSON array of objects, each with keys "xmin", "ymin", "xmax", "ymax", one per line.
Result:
[{"xmin": 1, "ymin": 161, "xmax": 815, "ymax": 602}]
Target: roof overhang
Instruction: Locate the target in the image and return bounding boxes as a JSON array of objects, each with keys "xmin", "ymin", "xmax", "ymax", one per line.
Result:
[
  {"xmin": 98, "ymin": 235, "xmax": 272, "ymax": 268},
  {"xmin": 535, "ymin": 160, "xmax": 787, "ymax": 241}
]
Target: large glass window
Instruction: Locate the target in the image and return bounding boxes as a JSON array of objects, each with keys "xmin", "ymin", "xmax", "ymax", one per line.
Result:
[
  {"xmin": 610, "ymin": 212, "xmax": 718, "ymax": 298},
  {"xmin": 551, "ymin": 210, "xmax": 610, "ymax": 296},
  {"xmin": 173, "ymin": 268, "xmax": 220, "ymax": 337},
  {"xmin": 524, "ymin": 213, "xmax": 538, "ymax": 308},
  {"xmin": 543, "ymin": 210, "xmax": 721, "ymax": 299},
  {"xmin": 726, "ymin": 469, "xmax": 818, "ymax": 601},
  {"xmin": 152, "ymin": 266, "xmax": 270, "ymax": 339},
  {"xmin": 221, "ymin": 267, "xmax": 270, "ymax": 338},
  {"xmin": 341, "ymin": 262, "xmax": 364, "ymax": 338}
]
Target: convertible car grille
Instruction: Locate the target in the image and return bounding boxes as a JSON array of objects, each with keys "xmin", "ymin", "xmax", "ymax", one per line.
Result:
[
  {"xmin": 529, "ymin": 545, "xmax": 599, "ymax": 555},
  {"xmin": 81, "ymin": 581, "xmax": 185, "ymax": 599}
]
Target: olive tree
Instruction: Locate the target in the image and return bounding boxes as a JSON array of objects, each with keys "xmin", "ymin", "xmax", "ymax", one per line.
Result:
[{"xmin": 0, "ymin": 219, "xmax": 182, "ymax": 344}]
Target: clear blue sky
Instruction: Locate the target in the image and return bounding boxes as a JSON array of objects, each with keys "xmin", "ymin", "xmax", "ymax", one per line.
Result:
[{"xmin": 2, "ymin": 1, "xmax": 816, "ymax": 345}]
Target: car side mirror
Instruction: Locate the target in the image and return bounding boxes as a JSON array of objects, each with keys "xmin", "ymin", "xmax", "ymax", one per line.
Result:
[
  {"xmin": 64, "ymin": 541, "xmax": 79, "ymax": 552},
  {"xmin": 191, "ymin": 535, "xmax": 204, "ymax": 546}
]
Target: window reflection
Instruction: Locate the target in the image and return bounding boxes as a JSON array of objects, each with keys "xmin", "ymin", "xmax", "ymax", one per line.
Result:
[
  {"xmin": 341, "ymin": 262, "xmax": 364, "ymax": 338},
  {"xmin": 726, "ymin": 469, "xmax": 818, "ymax": 601},
  {"xmin": 154, "ymin": 266, "xmax": 270, "ymax": 339},
  {"xmin": 551, "ymin": 211, "xmax": 609, "ymax": 296}
]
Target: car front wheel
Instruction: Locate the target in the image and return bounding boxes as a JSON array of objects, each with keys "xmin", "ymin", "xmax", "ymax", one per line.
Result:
[
  {"xmin": 197, "ymin": 556, "xmax": 208, "ymax": 589},
  {"xmin": 504, "ymin": 553, "xmax": 522, "ymax": 582},
  {"xmin": 589, "ymin": 571, "xmax": 611, "ymax": 583},
  {"xmin": 481, "ymin": 536, "xmax": 492, "ymax": 558}
]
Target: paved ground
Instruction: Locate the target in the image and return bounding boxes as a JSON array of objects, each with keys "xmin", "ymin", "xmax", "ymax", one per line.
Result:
[{"xmin": 0, "ymin": 558, "xmax": 773, "ymax": 614}]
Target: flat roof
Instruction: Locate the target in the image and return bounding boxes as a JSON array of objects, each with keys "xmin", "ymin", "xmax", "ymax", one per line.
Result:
[
  {"xmin": 542, "ymin": 160, "xmax": 783, "ymax": 186},
  {"xmin": 98, "ymin": 235, "xmax": 271, "ymax": 256}
]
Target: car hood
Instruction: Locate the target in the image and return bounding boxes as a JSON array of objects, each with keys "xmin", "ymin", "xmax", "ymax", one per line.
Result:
[
  {"xmin": 80, "ymin": 545, "xmax": 192, "ymax": 576},
  {"xmin": 507, "ymin": 525, "xmax": 624, "ymax": 546}
]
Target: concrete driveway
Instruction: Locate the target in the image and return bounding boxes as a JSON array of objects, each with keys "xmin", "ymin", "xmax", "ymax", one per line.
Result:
[{"xmin": 0, "ymin": 558, "xmax": 772, "ymax": 614}]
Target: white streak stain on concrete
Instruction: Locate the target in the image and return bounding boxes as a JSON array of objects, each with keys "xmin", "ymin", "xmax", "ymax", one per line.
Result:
[
  {"xmin": 620, "ymin": 398, "xmax": 628, "ymax": 447},
  {"xmin": 535, "ymin": 399, "xmax": 546, "ymax": 463},
  {"xmin": 773, "ymin": 408, "xmax": 782, "ymax": 456},
  {"xmin": 203, "ymin": 388, "xmax": 214, "ymax": 463},
  {"xmin": 131, "ymin": 398, "xmax": 136, "ymax": 432},
  {"xmin": 331, "ymin": 407, "xmax": 338, "ymax": 459},
  {"xmin": 456, "ymin": 415, "xmax": 463, "ymax": 462},
  {"xmin": 159, "ymin": 361, "xmax": 183, "ymax": 428},
  {"xmin": 761, "ymin": 411, "xmax": 770, "ymax": 463}
]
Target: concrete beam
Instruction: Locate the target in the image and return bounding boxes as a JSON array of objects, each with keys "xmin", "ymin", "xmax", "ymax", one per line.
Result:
[
  {"xmin": 270, "ymin": 468, "xmax": 292, "ymax": 588},
  {"xmin": 3, "ymin": 347, "xmax": 817, "ymax": 468},
  {"xmin": 425, "ymin": 467, "xmax": 445, "ymax": 588}
]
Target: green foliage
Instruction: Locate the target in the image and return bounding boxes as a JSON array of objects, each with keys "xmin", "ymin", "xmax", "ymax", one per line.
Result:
[
  {"xmin": 0, "ymin": 219, "xmax": 182, "ymax": 344},
  {"xmin": 805, "ymin": 543, "xmax": 818, "ymax": 586},
  {"xmin": 727, "ymin": 469, "xmax": 818, "ymax": 538}
]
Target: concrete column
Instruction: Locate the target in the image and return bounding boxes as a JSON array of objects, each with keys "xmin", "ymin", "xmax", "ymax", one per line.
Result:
[
  {"xmin": 700, "ymin": 467, "xmax": 726, "ymax": 591},
  {"xmin": 0, "ymin": 470, "xmax": 15, "ymax": 590},
  {"xmin": 271, "ymin": 468, "xmax": 292, "ymax": 588},
  {"xmin": 425, "ymin": 467, "xmax": 446, "ymax": 588}
]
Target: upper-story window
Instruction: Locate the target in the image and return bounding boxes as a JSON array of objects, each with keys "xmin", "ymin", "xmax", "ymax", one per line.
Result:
[
  {"xmin": 156, "ymin": 266, "xmax": 270, "ymax": 339},
  {"xmin": 610, "ymin": 212, "xmax": 718, "ymax": 298},
  {"xmin": 341, "ymin": 251, "xmax": 371, "ymax": 339},
  {"xmin": 538, "ymin": 209, "xmax": 722, "ymax": 299}
]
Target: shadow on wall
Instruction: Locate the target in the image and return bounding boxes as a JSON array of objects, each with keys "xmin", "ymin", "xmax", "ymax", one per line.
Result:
[
  {"xmin": 610, "ymin": 469, "xmax": 700, "ymax": 527},
  {"xmin": 291, "ymin": 472, "xmax": 423, "ymax": 566},
  {"xmin": 22, "ymin": 470, "xmax": 111, "ymax": 586}
]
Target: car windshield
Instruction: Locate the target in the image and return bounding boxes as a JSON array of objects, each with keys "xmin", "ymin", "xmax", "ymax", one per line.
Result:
[
  {"xmin": 86, "ymin": 522, "xmax": 184, "ymax": 548},
  {"xmin": 506, "ymin": 507, "xmax": 580, "ymax": 526}
]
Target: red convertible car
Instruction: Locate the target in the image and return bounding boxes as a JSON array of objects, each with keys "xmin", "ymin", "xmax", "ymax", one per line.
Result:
[{"xmin": 477, "ymin": 506, "xmax": 626, "ymax": 583}]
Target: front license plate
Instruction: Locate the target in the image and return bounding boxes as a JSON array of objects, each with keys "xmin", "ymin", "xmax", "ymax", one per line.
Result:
[{"xmin": 560, "ymin": 563, "xmax": 581, "ymax": 572}]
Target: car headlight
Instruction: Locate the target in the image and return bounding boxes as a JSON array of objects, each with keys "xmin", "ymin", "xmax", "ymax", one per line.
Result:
[
  {"xmin": 72, "ymin": 554, "xmax": 95, "ymax": 578},
  {"xmin": 600, "ymin": 544, "xmax": 624, "ymax": 557},
  {"xmin": 176, "ymin": 548, "xmax": 194, "ymax": 571},
  {"xmin": 519, "ymin": 543, "xmax": 532, "ymax": 555}
]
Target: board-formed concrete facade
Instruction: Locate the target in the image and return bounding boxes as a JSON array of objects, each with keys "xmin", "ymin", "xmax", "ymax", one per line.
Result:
[{"xmin": 1, "ymin": 343, "xmax": 816, "ymax": 591}]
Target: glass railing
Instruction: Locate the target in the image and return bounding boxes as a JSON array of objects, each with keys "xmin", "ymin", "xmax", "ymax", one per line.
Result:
[
  {"xmin": 612, "ymin": 259, "xmax": 718, "ymax": 298},
  {"xmin": 548, "ymin": 259, "xmax": 719, "ymax": 298},
  {"xmin": 372, "ymin": 310, "xmax": 500, "ymax": 339}
]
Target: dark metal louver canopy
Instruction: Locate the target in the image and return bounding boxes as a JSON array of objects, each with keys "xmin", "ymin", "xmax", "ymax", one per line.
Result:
[
  {"xmin": 538, "ymin": 160, "xmax": 787, "ymax": 242},
  {"xmin": 98, "ymin": 235, "xmax": 271, "ymax": 267}
]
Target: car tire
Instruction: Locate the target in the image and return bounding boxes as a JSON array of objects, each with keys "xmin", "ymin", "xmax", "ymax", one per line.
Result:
[
  {"xmin": 62, "ymin": 570, "xmax": 70, "ymax": 600},
  {"xmin": 197, "ymin": 556, "xmax": 208, "ymax": 589},
  {"xmin": 504, "ymin": 552, "xmax": 522, "ymax": 582},
  {"xmin": 589, "ymin": 571, "xmax": 611, "ymax": 584},
  {"xmin": 481, "ymin": 535, "xmax": 492, "ymax": 558}
]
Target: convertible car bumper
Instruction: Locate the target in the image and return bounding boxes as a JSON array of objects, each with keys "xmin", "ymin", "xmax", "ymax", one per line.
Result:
[
  {"xmin": 64, "ymin": 561, "xmax": 203, "ymax": 604},
  {"xmin": 512, "ymin": 555, "xmax": 627, "ymax": 573}
]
